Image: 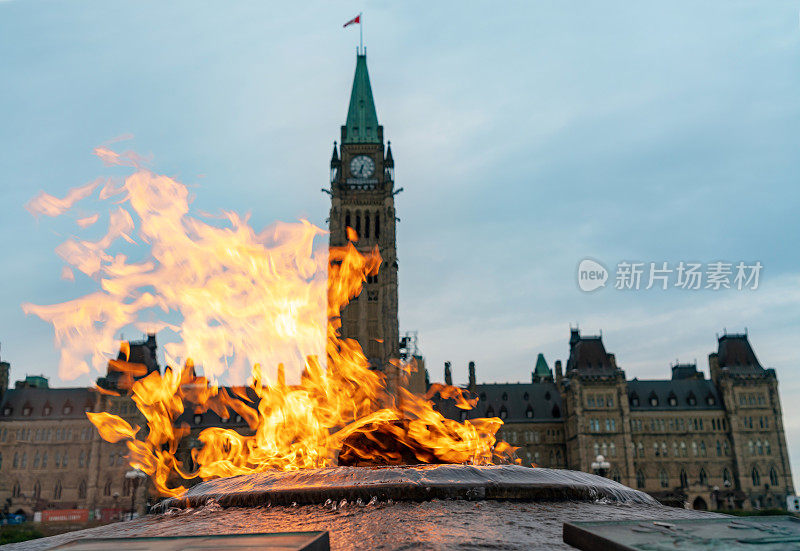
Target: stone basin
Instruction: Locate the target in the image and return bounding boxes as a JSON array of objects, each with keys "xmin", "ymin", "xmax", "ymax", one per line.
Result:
[{"xmin": 4, "ymin": 466, "xmax": 722, "ymax": 550}]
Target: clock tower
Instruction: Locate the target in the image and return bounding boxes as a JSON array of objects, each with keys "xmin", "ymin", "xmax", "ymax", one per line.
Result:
[{"xmin": 328, "ymin": 52, "xmax": 400, "ymax": 385}]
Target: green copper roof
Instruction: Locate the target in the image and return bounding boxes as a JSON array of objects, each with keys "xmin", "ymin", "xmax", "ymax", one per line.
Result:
[
  {"xmin": 343, "ymin": 54, "xmax": 380, "ymax": 144},
  {"xmin": 534, "ymin": 354, "xmax": 551, "ymax": 376}
]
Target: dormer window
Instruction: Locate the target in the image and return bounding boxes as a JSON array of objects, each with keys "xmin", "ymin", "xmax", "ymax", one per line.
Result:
[
  {"xmin": 544, "ymin": 391, "xmax": 551, "ymax": 401},
  {"xmin": 502, "ymin": 392, "xmax": 508, "ymax": 401},
  {"xmin": 649, "ymin": 394, "xmax": 658, "ymax": 407},
  {"xmin": 523, "ymin": 392, "xmax": 529, "ymax": 401},
  {"xmin": 63, "ymin": 405, "xmax": 72, "ymax": 415},
  {"xmin": 235, "ymin": 415, "xmax": 243, "ymax": 423},
  {"xmin": 479, "ymin": 392, "xmax": 486, "ymax": 401},
  {"xmin": 43, "ymin": 406, "xmax": 52, "ymax": 416},
  {"xmin": 525, "ymin": 406, "xmax": 534, "ymax": 418},
  {"xmin": 22, "ymin": 406, "xmax": 32, "ymax": 416},
  {"xmin": 687, "ymin": 393, "xmax": 697, "ymax": 406},
  {"xmin": 3, "ymin": 407, "xmax": 11, "ymax": 416},
  {"xmin": 486, "ymin": 406, "xmax": 495, "ymax": 417},
  {"xmin": 668, "ymin": 395, "xmax": 677, "ymax": 407},
  {"xmin": 706, "ymin": 395, "xmax": 716, "ymax": 406},
  {"xmin": 630, "ymin": 394, "xmax": 639, "ymax": 407},
  {"xmin": 499, "ymin": 406, "xmax": 508, "ymax": 419},
  {"xmin": 193, "ymin": 414, "xmax": 203, "ymax": 425}
]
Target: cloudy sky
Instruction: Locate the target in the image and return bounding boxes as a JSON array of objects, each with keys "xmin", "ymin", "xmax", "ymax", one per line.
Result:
[{"xmin": 2, "ymin": 2, "xmax": 800, "ymax": 482}]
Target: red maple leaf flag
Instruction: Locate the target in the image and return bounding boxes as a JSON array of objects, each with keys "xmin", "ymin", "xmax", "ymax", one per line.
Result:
[{"xmin": 343, "ymin": 14, "xmax": 361, "ymax": 28}]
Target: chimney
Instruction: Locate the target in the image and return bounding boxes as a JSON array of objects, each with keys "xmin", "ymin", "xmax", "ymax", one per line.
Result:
[
  {"xmin": 468, "ymin": 361, "xmax": 476, "ymax": 393},
  {"xmin": 555, "ymin": 360, "xmax": 563, "ymax": 383},
  {"xmin": 444, "ymin": 361, "xmax": 452, "ymax": 386}
]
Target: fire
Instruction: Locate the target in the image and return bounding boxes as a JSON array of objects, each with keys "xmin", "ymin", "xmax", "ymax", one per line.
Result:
[{"xmin": 24, "ymin": 146, "xmax": 514, "ymax": 497}]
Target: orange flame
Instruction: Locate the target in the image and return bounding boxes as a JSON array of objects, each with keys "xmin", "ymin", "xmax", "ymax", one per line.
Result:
[{"xmin": 25, "ymin": 147, "xmax": 514, "ymax": 497}]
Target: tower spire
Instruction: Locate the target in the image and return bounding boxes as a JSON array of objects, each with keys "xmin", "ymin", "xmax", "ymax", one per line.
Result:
[{"xmin": 342, "ymin": 53, "xmax": 380, "ymax": 144}]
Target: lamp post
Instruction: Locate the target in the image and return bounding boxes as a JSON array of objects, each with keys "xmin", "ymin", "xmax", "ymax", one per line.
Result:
[
  {"xmin": 591, "ymin": 454, "xmax": 610, "ymax": 478},
  {"xmin": 125, "ymin": 469, "xmax": 146, "ymax": 520}
]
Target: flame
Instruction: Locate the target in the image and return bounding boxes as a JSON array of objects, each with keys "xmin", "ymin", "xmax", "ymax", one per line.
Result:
[{"xmin": 25, "ymin": 147, "xmax": 514, "ymax": 497}]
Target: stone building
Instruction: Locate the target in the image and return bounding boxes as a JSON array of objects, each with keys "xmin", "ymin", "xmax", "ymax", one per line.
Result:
[
  {"xmin": 435, "ymin": 329, "xmax": 794, "ymax": 510},
  {"xmin": 0, "ymin": 338, "xmax": 154, "ymax": 520},
  {"xmin": 327, "ymin": 51, "xmax": 400, "ymax": 388}
]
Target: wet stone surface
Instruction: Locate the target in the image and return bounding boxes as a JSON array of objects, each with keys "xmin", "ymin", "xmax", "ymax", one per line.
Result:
[{"xmin": 5, "ymin": 499, "xmax": 721, "ymax": 550}]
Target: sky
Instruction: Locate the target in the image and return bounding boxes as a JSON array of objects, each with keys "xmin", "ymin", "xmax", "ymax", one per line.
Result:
[{"xmin": 1, "ymin": 1, "xmax": 800, "ymax": 483}]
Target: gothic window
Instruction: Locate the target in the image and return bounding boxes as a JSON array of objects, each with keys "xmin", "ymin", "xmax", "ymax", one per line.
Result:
[
  {"xmin": 486, "ymin": 406, "xmax": 494, "ymax": 417},
  {"xmin": 13, "ymin": 452, "xmax": 18, "ymax": 468},
  {"xmin": 699, "ymin": 468, "xmax": 708, "ymax": 486},
  {"xmin": 611, "ymin": 470, "xmax": 620, "ymax": 483},
  {"xmin": 636, "ymin": 470, "xmax": 645, "ymax": 488},
  {"xmin": 748, "ymin": 440, "xmax": 755, "ymax": 455},
  {"xmin": 499, "ymin": 406, "xmax": 508, "ymax": 419},
  {"xmin": 751, "ymin": 467, "xmax": 761, "ymax": 487},
  {"xmin": 700, "ymin": 441, "xmax": 707, "ymax": 457},
  {"xmin": 194, "ymin": 414, "xmax": 203, "ymax": 425},
  {"xmin": 765, "ymin": 441, "xmax": 771, "ymax": 455},
  {"xmin": 53, "ymin": 480, "xmax": 62, "ymax": 500},
  {"xmin": 756, "ymin": 441, "xmax": 763, "ymax": 455},
  {"xmin": 638, "ymin": 442, "xmax": 644, "ymax": 457},
  {"xmin": 680, "ymin": 469, "xmax": 688, "ymax": 489},
  {"xmin": 42, "ymin": 451, "xmax": 47, "ymax": 468},
  {"xmin": 33, "ymin": 451, "xmax": 40, "ymax": 468},
  {"xmin": 345, "ymin": 211, "xmax": 351, "ymax": 233},
  {"xmin": 687, "ymin": 393, "xmax": 697, "ymax": 406},
  {"xmin": 374, "ymin": 211, "xmax": 380, "ymax": 239},
  {"xmin": 104, "ymin": 480, "xmax": 112, "ymax": 496},
  {"xmin": 364, "ymin": 213, "xmax": 370, "ymax": 239},
  {"xmin": 33, "ymin": 480, "xmax": 41, "ymax": 499},
  {"xmin": 594, "ymin": 443, "xmax": 600, "ymax": 456},
  {"xmin": 692, "ymin": 441, "xmax": 698, "ymax": 457},
  {"xmin": 549, "ymin": 451, "xmax": 555, "ymax": 466},
  {"xmin": 668, "ymin": 393, "xmax": 677, "ymax": 407},
  {"xmin": 79, "ymin": 450, "xmax": 86, "ymax": 467},
  {"xmin": 525, "ymin": 405, "xmax": 533, "ymax": 418},
  {"xmin": 716, "ymin": 441, "xmax": 722, "ymax": 456},
  {"xmin": 723, "ymin": 468, "xmax": 732, "ymax": 486},
  {"xmin": 673, "ymin": 441, "xmax": 679, "ymax": 457},
  {"xmin": 649, "ymin": 393, "xmax": 658, "ymax": 407},
  {"xmin": 79, "ymin": 479, "xmax": 87, "ymax": 499},
  {"xmin": 479, "ymin": 392, "xmax": 486, "ymax": 401},
  {"xmin": 62, "ymin": 451, "xmax": 68, "ymax": 467},
  {"xmin": 545, "ymin": 391, "xmax": 551, "ymax": 400},
  {"xmin": 355, "ymin": 213, "xmax": 361, "ymax": 237},
  {"xmin": 630, "ymin": 393, "xmax": 639, "ymax": 407},
  {"xmin": 609, "ymin": 442, "xmax": 616, "ymax": 457},
  {"xmin": 12, "ymin": 481, "xmax": 21, "ymax": 498},
  {"xmin": 706, "ymin": 394, "xmax": 716, "ymax": 406},
  {"xmin": 523, "ymin": 392, "xmax": 529, "ymax": 401},
  {"xmin": 723, "ymin": 441, "xmax": 730, "ymax": 456},
  {"xmin": 770, "ymin": 467, "xmax": 779, "ymax": 486},
  {"xmin": 502, "ymin": 392, "xmax": 508, "ymax": 401},
  {"xmin": 680, "ymin": 441, "xmax": 687, "ymax": 457},
  {"xmin": 661, "ymin": 442, "xmax": 667, "ymax": 456},
  {"xmin": 659, "ymin": 470, "xmax": 669, "ymax": 488}
]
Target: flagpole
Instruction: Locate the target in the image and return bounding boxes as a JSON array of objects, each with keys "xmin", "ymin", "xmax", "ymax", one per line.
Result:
[{"xmin": 359, "ymin": 13, "xmax": 363, "ymax": 54}]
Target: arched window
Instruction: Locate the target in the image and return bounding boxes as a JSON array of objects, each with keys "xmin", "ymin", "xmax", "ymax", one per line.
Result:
[
  {"xmin": 12, "ymin": 481, "xmax": 20, "ymax": 498},
  {"xmin": 104, "ymin": 480, "xmax": 112, "ymax": 496},
  {"xmin": 501, "ymin": 392, "xmax": 508, "ymax": 401},
  {"xmin": 723, "ymin": 441, "xmax": 730, "ymax": 456},
  {"xmin": 525, "ymin": 405, "xmax": 533, "ymax": 418},
  {"xmin": 751, "ymin": 467, "xmax": 761, "ymax": 487},
  {"xmin": 53, "ymin": 480, "xmax": 62, "ymax": 500},
  {"xmin": 499, "ymin": 406, "xmax": 508, "ymax": 419},
  {"xmin": 374, "ymin": 211, "xmax": 380, "ymax": 239},
  {"xmin": 62, "ymin": 451, "xmax": 68, "ymax": 468},
  {"xmin": 636, "ymin": 470, "xmax": 645, "ymax": 488},
  {"xmin": 78, "ymin": 479, "xmax": 87, "ymax": 499},
  {"xmin": 549, "ymin": 450, "xmax": 555, "ymax": 466},
  {"xmin": 691, "ymin": 441, "xmax": 698, "ymax": 457},
  {"xmin": 593, "ymin": 443, "xmax": 600, "ymax": 456},
  {"xmin": 756, "ymin": 441, "xmax": 763, "ymax": 455},
  {"xmin": 33, "ymin": 480, "xmax": 41, "ymax": 499},
  {"xmin": 699, "ymin": 441, "xmax": 706, "ymax": 457},
  {"xmin": 723, "ymin": 468, "xmax": 732, "ymax": 486},
  {"xmin": 33, "ymin": 451, "xmax": 40, "ymax": 468},
  {"xmin": 345, "ymin": 211, "xmax": 351, "ymax": 234},
  {"xmin": 609, "ymin": 442, "xmax": 616, "ymax": 457},
  {"xmin": 680, "ymin": 469, "xmax": 688, "ymax": 488},
  {"xmin": 748, "ymin": 440, "xmax": 755, "ymax": 455},
  {"xmin": 637, "ymin": 442, "xmax": 644, "ymax": 457},
  {"xmin": 602, "ymin": 442, "xmax": 608, "ymax": 456},
  {"xmin": 485, "ymin": 406, "xmax": 494, "ymax": 417},
  {"xmin": 12, "ymin": 452, "xmax": 17, "ymax": 469},
  {"xmin": 699, "ymin": 468, "xmax": 708, "ymax": 486},
  {"xmin": 364, "ymin": 212, "xmax": 370, "ymax": 239},
  {"xmin": 21, "ymin": 452, "xmax": 27, "ymax": 468},
  {"xmin": 659, "ymin": 470, "xmax": 669, "ymax": 488},
  {"xmin": 716, "ymin": 441, "xmax": 722, "ymax": 456},
  {"xmin": 355, "ymin": 213, "xmax": 361, "ymax": 238},
  {"xmin": 765, "ymin": 441, "xmax": 771, "ymax": 455},
  {"xmin": 79, "ymin": 450, "xmax": 86, "ymax": 467},
  {"xmin": 770, "ymin": 467, "xmax": 779, "ymax": 486},
  {"xmin": 673, "ymin": 441, "xmax": 679, "ymax": 457}
]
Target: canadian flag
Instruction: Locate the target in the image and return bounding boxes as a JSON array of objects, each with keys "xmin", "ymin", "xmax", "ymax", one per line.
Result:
[{"xmin": 343, "ymin": 14, "xmax": 361, "ymax": 28}]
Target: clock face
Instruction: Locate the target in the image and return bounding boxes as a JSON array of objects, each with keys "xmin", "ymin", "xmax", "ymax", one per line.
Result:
[{"xmin": 350, "ymin": 155, "xmax": 375, "ymax": 178}]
